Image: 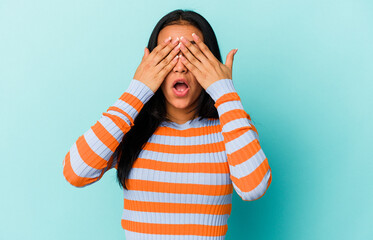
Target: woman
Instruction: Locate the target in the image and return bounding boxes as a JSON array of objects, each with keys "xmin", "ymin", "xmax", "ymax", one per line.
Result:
[{"xmin": 63, "ymin": 9, "xmax": 272, "ymax": 239}]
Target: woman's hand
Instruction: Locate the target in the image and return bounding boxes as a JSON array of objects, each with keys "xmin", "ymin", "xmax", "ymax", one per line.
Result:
[
  {"xmin": 133, "ymin": 36, "xmax": 181, "ymax": 93},
  {"xmin": 178, "ymin": 33, "xmax": 237, "ymax": 90}
]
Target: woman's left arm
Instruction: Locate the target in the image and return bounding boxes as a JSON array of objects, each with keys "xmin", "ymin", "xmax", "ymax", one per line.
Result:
[
  {"xmin": 178, "ymin": 33, "xmax": 272, "ymax": 201},
  {"xmin": 206, "ymin": 78, "xmax": 272, "ymax": 201}
]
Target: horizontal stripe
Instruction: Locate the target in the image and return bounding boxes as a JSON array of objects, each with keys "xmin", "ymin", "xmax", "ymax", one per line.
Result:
[
  {"xmin": 126, "ymin": 179, "xmax": 233, "ymax": 196},
  {"xmin": 233, "ymin": 168, "xmax": 271, "ymax": 201},
  {"xmin": 124, "ymin": 230, "xmax": 226, "ymax": 240},
  {"xmin": 230, "ymin": 158, "xmax": 270, "ymax": 192},
  {"xmin": 102, "ymin": 112, "xmax": 131, "ymax": 134},
  {"xmin": 96, "ymin": 116, "xmax": 124, "ymax": 144},
  {"xmin": 149, "ymin": 131, "xmax": 223, "ymax": 145},
  {"xmin": 123, "ymin": 199, "xmax": 232, "ymax": 215},
  {"xmin": 215, "ymin": 92, "xmax": 241, "ymax": 108},
  {"xmin": 155, "ymin": 123, "xmax": 222, "ymax": 137},
  {"xmin": 111, "ymin": 98, "xmax": 139, "ymax": 120},
  {"xmin": 205, "ymin": 78, "xmax": 236, "ymax": 102},
  {"xmin": 118, "ymin": 92, "xmax": 144, "ymax": 113},
  {"xmin": 220, "ymin": 109, "xmax": 248, "ymax": 126},
  {"xmin": 106, "ymin": 108, "xmax": 133, "ymax": 127},
  {"xmin": 158, "ymin": 116, "xmax": 209, "ymax": 129},
  {"xmin": 138, "ymin": 150, "xmax": 228, "ymax": 164},
  {"xmin": 123, "ymin": 79, "xmax": 155, "ymax": 105},
  {"xmin": 69, "ymin": 142, "xmax": 102, "ymax": 179},
  {"xmin": 123, "ymin": 190, "xmax": 232, "ymax": 205},
  {"xmin": 216, "ymin": 100, "xmax": 244, "ymax": 116},
  {"xmin": 144, "ymin": 141, "xmax": 225, "ymax": 154},
  {"xmin": 128, "ymin": 168, "xmax": 231, "ymax": 185},
  {"xmin": 225, "ymin": 128, "xmax": 257, "ymax": 153},
  {"xmin": 229, "ymin": 148, "xmax": 267, "ymax": 179},
  {"xmin": 228, "ymin": 139, "xmax": 262, "ymax": 166},
  {"xmin": 91, "ymin": 118, "xmax": 120, "ymax": 152},
  {"xmin": 63, "ymin": 152, "xmax": 98, "ymax": 187},
  {"xmin": 83, "ymin": 128, "xmax": 113, "ymax": 162},
  {"xmin": 122, "ymin": 220, "xmax": 228, "ymax": 236},
  {"xmin": 122, "ymin": 209, "xmax": 230, "ymax": 225},
  {"xmin": 221, "ymin": 126, "xmax": 247, "ymax": 144},
  {"xmin": 132, "ymin": 158, "xmax": 229, "ymax": 174},
  {"xmin": 221, "ymin": 117, "xmax": 253, "ymax": 133}
]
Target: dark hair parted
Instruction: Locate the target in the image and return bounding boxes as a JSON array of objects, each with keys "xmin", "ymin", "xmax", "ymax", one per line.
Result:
[{"xmin": 116, "ymin": 9, "xmax": 222, "ymax": 190}]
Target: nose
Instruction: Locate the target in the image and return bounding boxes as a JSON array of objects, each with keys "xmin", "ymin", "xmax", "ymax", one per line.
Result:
[{"xmin": 173, "ymin": 53, "xmax": 188, "ymax": 73}]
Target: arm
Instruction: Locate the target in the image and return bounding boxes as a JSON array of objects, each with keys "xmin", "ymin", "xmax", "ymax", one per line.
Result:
[
  {"xmin": 63, "ymin": 79, "xmax": 154, "ymax": 187},
  {"xmin": 206, "ymin": 78, "xmax": 272, "ymax": 201}
]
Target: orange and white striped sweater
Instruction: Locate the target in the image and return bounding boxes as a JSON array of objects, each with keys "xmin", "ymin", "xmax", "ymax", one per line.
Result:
[{"xmin": 63, "ymin": 78, "xmax": 272, "ymax": 239}]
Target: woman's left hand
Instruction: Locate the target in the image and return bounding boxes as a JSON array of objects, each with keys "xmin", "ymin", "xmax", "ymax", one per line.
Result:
[{"xmin": 178, "ymin": 33, "xmax": 237, "ymax": 90}]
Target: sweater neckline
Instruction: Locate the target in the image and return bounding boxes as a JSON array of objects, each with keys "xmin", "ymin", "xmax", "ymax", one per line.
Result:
[{"xmin": 163, "ymin": 116, "xmax": 202, "ymax": 130}]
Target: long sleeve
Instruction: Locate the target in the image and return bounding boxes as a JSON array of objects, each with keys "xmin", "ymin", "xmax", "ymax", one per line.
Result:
[
  {"xmin": 206, "ymin": 78, "xmax": 272, "ymax": 201},
  {"xmin": 63, "ymin": 79, "xmax": 155, "ymax": 188}
]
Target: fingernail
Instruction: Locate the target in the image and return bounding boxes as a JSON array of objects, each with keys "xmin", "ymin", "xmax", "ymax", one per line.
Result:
[
  {"xmin": 192, "ymin": 33, "xmax": 199, "ymax": 41},
  {"xmin": 174, "ymin": 42, "xmax": 181, "ymax": 51},
  {"xmin": 180, "ymin": 42, "xmax": 186, "ymax": 50},
  {"xmin": 164, "ymin": 36, "xmax": 171, "ymax": 43},
  {"xmin": 173, "ymin": 55, "xmax": 179, "ymax": 62},
  {"xmin": 234, "ymin": 49, "xmax": 238, "ymax": 54},
  {"xmin": 172, "ymin": 37, "xmax": 179, "ymax": 45}
]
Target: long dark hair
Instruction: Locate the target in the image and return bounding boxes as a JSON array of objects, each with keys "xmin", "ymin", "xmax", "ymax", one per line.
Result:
[{"xmin": 116, "ymin": 9, "xmax": 222, "ymax": 190}]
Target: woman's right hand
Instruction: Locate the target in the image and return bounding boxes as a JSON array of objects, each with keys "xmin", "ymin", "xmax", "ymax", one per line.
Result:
[{"xmin": 133, "ymin": 36, "xmax": 181, "ymax": 93}]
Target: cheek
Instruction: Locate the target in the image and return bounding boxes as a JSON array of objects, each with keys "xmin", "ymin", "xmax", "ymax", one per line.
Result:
[
  {"xmin": 160, "ymin": 81, "xmax": 167, "ymax": 94},
  {"xmin": 193, "ymin": 85, "xmax": 203, "ymax": 97},
  {"xmin": 160, "ymin": 77, "xmax": 172, "ymax": 93}
]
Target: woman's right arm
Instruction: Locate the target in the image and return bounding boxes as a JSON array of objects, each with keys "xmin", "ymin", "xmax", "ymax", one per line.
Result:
[
  {"xmin": 62, "ymin": 79, "xmax": 154, "ymax": 187},
  {"xmin": 63, "ymin": 36, "xmax": 181, "ymax": 188}
]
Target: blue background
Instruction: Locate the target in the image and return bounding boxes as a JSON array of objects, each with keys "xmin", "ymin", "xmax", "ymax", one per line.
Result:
[{"xmin": 1, "ymin": 0, "xmax": 372, "ymax": 239}]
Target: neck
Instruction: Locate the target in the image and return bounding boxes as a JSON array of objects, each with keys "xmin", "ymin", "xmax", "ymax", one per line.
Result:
[{"xmin": 165, "ymin": 105, "xmax": 199, "ymax": 125}]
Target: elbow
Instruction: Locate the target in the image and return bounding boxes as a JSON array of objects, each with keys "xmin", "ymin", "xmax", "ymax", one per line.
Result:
[
  {"xmin": 63, "ymin": 172, "xmax": 88, "ymax": 188},
  {"xmin": 63, "ymin": 162, "xmax": 89, "ymax": 188},
  {"xmin": 62, "ymin": 152, "xmax": 96, "ymax": 188},
  {"xmin": 235, "ymin": 168, "xmax": 272, "ymax": 201}
]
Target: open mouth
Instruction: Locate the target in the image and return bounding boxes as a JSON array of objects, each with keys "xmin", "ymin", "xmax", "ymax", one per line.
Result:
[
  {"xmin": 172, "ymin": 79, "xmax": 190, "ymax": 97},
  {"xmin": 174, "ymin": 82, "xmax": 189, "ymax": 92}
]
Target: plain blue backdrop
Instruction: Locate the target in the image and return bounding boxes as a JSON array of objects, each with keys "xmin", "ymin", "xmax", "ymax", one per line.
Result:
[{"xmin": 1, "ymin": 0, "xmax": 372, "ymax": 239}]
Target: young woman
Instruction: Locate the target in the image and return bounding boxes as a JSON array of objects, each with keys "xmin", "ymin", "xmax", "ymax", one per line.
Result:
[{"xmin": 63, "ymin": 9, "xmax": 272, "ymax": 239}]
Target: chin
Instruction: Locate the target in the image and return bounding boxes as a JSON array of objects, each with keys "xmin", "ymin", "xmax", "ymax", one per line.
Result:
[{"xmin": 170, "ymin": 100, "xmax": 192, "ymax": 109}]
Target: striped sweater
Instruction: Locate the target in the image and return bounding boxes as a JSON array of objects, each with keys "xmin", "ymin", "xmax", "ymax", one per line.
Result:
[{"xmin": 63, "ymin": 78, "xmax": 272, "ymax": 239}]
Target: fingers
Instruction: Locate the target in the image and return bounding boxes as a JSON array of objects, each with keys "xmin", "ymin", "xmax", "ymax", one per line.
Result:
[
  {"xmin": 179, "ymin": 54, "xmax": 202, "ymax": 79},
  {"xmin": 148, "ymin": 37, "xmax": 179, "ymax": 66},
  {"xmin": 144, "ymin": 36, "xmax": 170, "ymax": 63},
  {"xmin": 156, "ymin": 42, "xmax": 182, "ymax": 75},
  {"xmin": 225, "ymin": 49, "xmax": 236, "ymax": 71},
  {"xmin": 179, "ymin": 36, "xmax": 209, "ymax": 65},
  {"xmin": 143, "ymin": 47, "xmax": 150, "ymax": 60},
  {"xmin": 158, "ymin": 54, "xmax": 179, "ymax": 78},
  {"xmin": 179, "ymin": 40, "xmax": 204, "ymax": 72},
  {"xmin": 191, "ymin": 33, "xmax": 219, "ymax": 62},
  {"xmin": 153, "ymin": 37, "xmax": 180, "ymax": 66}
]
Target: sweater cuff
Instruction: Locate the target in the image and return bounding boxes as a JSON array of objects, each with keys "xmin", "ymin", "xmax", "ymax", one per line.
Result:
[
  {"xmin": 205, "ymin": 78, "xmax": 236, "ymax": 102},
  {"xmin": 125, "ymin": 79, "xmax": 155, "ymax": 104},
  {"xmin": 110, "ymin": 79, "xmax": 154, "ymax": 124}
]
